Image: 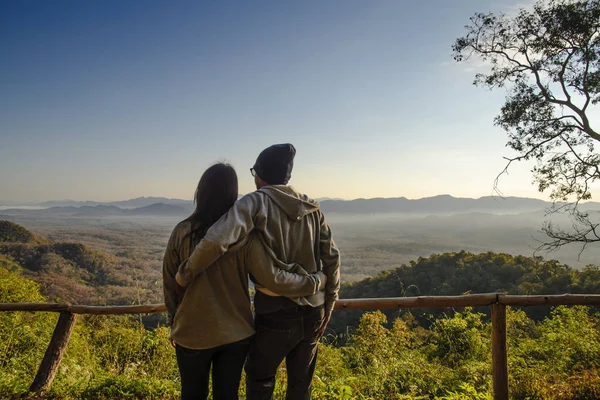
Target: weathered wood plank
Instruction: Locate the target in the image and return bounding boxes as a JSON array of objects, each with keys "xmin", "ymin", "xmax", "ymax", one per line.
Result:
[
  {"xmin": 499, "ymin": 293, "xmax": 600, "ymax": 306},
  {"xmin": 0, "ymin": 303, "xmax": 69, "ymax": 312},
  {"xmin": 334, "ymin": 293, "xmax": 498, "ymax": 310},
  {"xmin": 2, "ymin": 293, "xmax": 600, "ymax": 315},
  {"xmin": 69, "ymin": 304, "xmax": 166, "ymax": 315}
]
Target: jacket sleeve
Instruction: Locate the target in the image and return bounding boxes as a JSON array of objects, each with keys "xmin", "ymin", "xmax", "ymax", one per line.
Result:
[
  {"xmin": 162, "ymin": 228, "xmax": 181, "ymax": 325},
  {"xmin": 176, "ymin": 193, "xmax": 262, "ymax": 287},
  {"xmin": 245, "ymin": 233, "xmax": 327, "ymax": 297},
  {"xmin": 319, "ymin": 212, "xmax": 341, "ymax": 311}
]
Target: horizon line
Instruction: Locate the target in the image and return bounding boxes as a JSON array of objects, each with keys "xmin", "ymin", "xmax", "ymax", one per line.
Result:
[{"xmin": 0, "ymin": 193, "xmax": 574, "ymax": 206}]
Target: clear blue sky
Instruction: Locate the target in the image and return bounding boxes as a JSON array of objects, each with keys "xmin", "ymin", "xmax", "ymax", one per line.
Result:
[{"xmin": 1, "ymin": 0, "xmax": 543, "ymax": 202}]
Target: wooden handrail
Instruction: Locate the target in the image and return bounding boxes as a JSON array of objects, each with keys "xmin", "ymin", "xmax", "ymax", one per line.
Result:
[
  {"xmin": 3, "ymin": 293, "xmax": 600, "ymax": 399},
  {"xmin": 2, "ymin": 293, "xmax": 600, "ymax": 314},
  {"xmin": 499, "ymin": 293, "xmax": 600, "ymax": 306}
]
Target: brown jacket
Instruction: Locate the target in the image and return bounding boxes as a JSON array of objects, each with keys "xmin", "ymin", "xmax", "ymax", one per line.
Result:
[{"xmin": 176, "ymin": 185, "xmax": 341, "ymax": 311}]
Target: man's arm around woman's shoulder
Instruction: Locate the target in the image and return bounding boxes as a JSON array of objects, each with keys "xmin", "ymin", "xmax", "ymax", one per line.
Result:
[{"xmin": 175, "ymin": 192, "xmax": 265, "ymax": 287}]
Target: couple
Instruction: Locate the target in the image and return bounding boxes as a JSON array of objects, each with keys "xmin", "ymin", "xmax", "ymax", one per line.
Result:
[{"xmin": 162, "ymin": 143, "xmax": 341, "ymax": 400}]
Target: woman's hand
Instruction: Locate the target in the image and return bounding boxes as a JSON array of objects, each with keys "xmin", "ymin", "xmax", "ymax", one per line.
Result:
[{"xmin": 167, "ymin": 316, "xmax": 177, "ymax": 348}]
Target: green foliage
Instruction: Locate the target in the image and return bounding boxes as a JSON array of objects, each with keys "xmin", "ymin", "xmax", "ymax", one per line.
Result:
[
  {"xmin": 0, "ymin": 220, "xmax": 37, "ymax": 243},
  {"xmin": 509, "ymin": 306, "xmax": 600, "ymax": 400},
  {"xmin": 0, "ymin": 258, "xmax": 56, "ymax": 397},
  {"xmin": 429, "ymin": 308, "xmax": 490, "ymax": 368},
  {"xmin": 331, "ymin": 251, "xmax": 600, "ymax": 334},
  {"xmin": 2, "ymin": 254, "xmax": 600, "ymax": 398},
  {"xmin": 436, "ymin": 383, "xmax": 492, "ymax": 400},
  {"xmin": 0, "ymin": 262, "xmax": 179, "ymax": 399},
  {"xmin": 0, "ymin": 255, "xmax": 44, "ymax": 303}
]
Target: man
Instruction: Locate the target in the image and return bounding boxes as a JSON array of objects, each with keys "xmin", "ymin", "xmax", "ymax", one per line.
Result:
[{"xmin": 176, "ymin": 143, "xmax": 341, "ymax": 399}]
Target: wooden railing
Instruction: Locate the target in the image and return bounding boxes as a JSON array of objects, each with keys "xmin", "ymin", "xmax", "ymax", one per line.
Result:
[{"xmin": 2, "ymin": 293, "xmax": 600, "ymax": 399}]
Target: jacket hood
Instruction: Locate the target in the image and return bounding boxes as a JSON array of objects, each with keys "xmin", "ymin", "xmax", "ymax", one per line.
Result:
[{"xmin": 258, "ymin": 185, "xmax": 320, "ymax": 221}]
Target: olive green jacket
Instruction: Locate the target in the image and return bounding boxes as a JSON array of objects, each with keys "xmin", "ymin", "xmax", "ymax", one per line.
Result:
[{"xmin": 176, "ymin": 185, "xmax": 341, "ymax": 311}]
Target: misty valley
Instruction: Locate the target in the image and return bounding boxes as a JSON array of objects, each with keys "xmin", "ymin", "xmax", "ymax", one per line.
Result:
[{"xmin": 2, "ymin": 195, "xmax": 600, "ymax": 307}]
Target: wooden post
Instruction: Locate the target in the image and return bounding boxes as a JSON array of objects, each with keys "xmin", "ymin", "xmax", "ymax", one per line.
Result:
[
  {"xmin": 29, "ymin": 311, "xmax": 77, "ymax": 395},
  {"xmin": 491, "ymin": 303, "xmax": 508, "ymax": 400}
]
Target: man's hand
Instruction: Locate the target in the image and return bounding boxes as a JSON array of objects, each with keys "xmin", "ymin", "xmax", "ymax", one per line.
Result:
[
  {"xmin": 169, "ymin": 337, "xmax": 176, "ymax": 348},
  {"xmin": 316, "ymin": 309, "xmax": 332, "ymax": 338},
  {"xmin": 315, "ymin": 271, "xmax": 327, "ymax": 291},
  {"xmin": 175, "ymin": 271, "xmax": 188, "ymax": 287}
]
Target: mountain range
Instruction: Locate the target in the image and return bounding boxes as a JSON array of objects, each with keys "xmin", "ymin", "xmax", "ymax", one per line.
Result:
[
  {"xmin": 35, "ymin": 197, "xmax": 192, "ymax": 209},
  {"xmin": 0, "ymin": 203, "xmax": 192, "ymax": 218},
  {"xmin": 2, "ymin": 194, "xmax": 599, "ymax": 218},
  {"xmin": 317, "ymin": 195, "xmax": 587, "ymax": 214}
]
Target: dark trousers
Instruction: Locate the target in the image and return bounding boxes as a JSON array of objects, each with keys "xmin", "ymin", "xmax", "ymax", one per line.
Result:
[
  {"xmin": 176, "ymin": 338, "xmax": 249, "ymax": 400},
  {"xmin": 245, "ymin": 305, "xmax": 325, "ymax": 400}
]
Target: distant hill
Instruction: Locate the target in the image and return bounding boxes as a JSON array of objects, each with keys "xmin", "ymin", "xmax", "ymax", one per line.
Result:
[
  {"xmin": 0, "ymin": 202, "xmax": 192, "ymax": 218},
  {"xmin": 129, "ymin": 203, "xmax": 189, "ymax": 216},
  {"xmin": 35, "ymin": 196, "xmax": 192, "ymax": 209},
  {"xmin": 0, "ymin": 220, "xmax": 39, "ymax": 243},
  {"xmin": 319, "ymin": 195, "xmax": 544, "ymax": 214},
  {"xmin": 110, "ymin": 197, "xmax": 192, "ymax": 209},
  {"xmin": 319, "ymin": 195, "xmax": 574, "ymax": 214},
  {"xmin": 0, "ymin": 220, "xmax": 146, "ymax": 304},
  {"xmin": 74, "ymin": 205, "xmax": 124, "ymax": 216},
  {"xmin": 37, "ymin": 200, "xmax": 106, "ymax": 208}
]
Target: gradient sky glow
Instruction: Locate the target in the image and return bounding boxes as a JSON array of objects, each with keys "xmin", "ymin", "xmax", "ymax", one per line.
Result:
[{"xmin": 1, "ymin": 0, "xmax": 552, "ymax": 202}]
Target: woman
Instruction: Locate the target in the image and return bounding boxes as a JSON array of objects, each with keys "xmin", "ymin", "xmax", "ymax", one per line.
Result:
[{"xmin": 163, "ymin": 163, "xmax": 325, "ymax": 400}]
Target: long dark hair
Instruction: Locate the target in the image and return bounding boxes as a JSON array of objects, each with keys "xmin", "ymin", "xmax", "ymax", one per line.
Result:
[{"xmin": 184, "ymin": 163, "xmax": 238, "ymax": 244}]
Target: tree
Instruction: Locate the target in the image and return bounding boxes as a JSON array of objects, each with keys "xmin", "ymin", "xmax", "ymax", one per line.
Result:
[{"xmin": 453, "ymin": 0, "xmax": 600, "ymax": 254}]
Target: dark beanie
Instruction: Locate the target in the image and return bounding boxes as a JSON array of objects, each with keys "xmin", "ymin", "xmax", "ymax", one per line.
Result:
[{"xmin": 253, "ymin": 143, "xmax": 296, "ymax": 185}]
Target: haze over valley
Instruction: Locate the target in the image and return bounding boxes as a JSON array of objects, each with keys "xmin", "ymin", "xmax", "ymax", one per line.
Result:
[{"xmin": 2, "ymin": 193, "xmax": 599, "ymax": 307}]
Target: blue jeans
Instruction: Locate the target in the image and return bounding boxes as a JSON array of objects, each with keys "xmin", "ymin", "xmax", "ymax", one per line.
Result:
[{"xmin": 245, "ymin": 305, "xmax": 325, "ymax": 400}]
